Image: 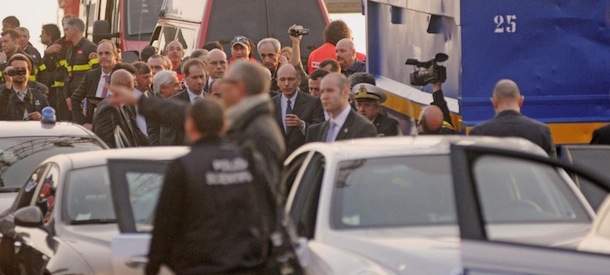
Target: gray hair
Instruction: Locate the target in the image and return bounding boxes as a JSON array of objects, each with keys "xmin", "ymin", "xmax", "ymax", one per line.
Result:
[
  {"xmin": 152, "ymin": 70, "xmax": 177, "ymax": 95},
  {"xmin": 228, "ymin": 61, "xmax": 270, "ymax": 95},
  {"xmin": 257, "ymin": 38, "xmax": 281, "ymax": 54}
]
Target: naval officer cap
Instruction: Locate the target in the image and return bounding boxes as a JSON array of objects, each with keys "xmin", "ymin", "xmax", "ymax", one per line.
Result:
[{"xmin": 352, "ymin": 83, "xmax": 386, "ymax": 103}]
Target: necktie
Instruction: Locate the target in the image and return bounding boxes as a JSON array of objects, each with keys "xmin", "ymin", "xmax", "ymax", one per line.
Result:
[
  {"xmin": 285, "ymin": 99, "xmax": 293, "ymax": 132},
  {"xmin": 101, "ymin": 75, "xmax": 110, "ymax": 98},
  {"xmin": 325, "ymin": 122, "xmax": 337, "ymax": 143}
]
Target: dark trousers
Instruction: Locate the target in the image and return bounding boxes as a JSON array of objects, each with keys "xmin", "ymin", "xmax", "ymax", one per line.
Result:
[{"xmin": 55, "ymin": 87, "xmax": 72, "ymax": 122}]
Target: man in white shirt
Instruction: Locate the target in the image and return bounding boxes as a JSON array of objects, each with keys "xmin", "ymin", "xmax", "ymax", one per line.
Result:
[
  {"xmin": 305, "ymin": 73, "xmax": 377, "ymax": 143},
  {"xmin": 70, "ymin": 39, "xmax": 117, "ymax": 128}
]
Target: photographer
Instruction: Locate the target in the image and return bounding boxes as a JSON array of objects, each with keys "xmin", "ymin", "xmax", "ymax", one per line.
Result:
[{"xmin": 0, "ymin": 53, "xmax": 49, "ymax": 121}]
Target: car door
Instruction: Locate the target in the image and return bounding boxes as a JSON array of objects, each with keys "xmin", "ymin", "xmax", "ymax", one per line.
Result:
[
  {"xmin": 450, "ymin": 143, "xmax": 610, "ymax": 274},
  {"xmin": 107, "ymin": 159, "xmax": 172, "ymax": 275}
]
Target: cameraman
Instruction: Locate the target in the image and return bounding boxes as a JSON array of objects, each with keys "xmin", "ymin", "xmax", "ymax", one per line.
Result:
[
  {"xmin": 0, "ymin": 53, "xmax": 49, "ymax": 121},
  {"xmin": 418, "ymin": 81, "xmax": 459, "ymax": 135}
]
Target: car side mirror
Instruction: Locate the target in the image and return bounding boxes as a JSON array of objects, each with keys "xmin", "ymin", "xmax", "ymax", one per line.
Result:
[{"xmin": 14, "ymin": 206, "xmax": 44, "ymax": 228}]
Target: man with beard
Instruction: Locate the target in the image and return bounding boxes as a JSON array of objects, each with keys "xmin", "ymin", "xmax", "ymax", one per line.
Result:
[
  {"xmin": 0, "ymin": 54, "xmax": 49, "ymax": 120},
  {"xmin": 335, "ymin": 38, "xmax": 365, "ymax": 77}
]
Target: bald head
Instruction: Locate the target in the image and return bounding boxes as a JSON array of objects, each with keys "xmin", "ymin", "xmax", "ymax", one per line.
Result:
[
  {"xmin": 419, "ymin": 105, "xmax": 444, "ymax": 133},
  {"xmin": 335, "ymin": 38, "xmax": 356, "ymax": 69},
  {"xmin": 110, "ymin": 69, "xmax": 134, "ymax": 89},
  {"xmin": 492, "ymin": 79, "xmax": 523, "ymax": 111}
]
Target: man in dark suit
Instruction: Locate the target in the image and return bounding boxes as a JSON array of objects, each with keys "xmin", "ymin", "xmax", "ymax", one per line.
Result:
[
  {"xmin": 158, "ymin": 58, "xmax": 207, "ymax": 145},
  {"xmin": 93, "ymin": 69, "xmax": 148, "ymax": 148},
  {"xmin": 352, "ymin": 83, "xmax": 401, "ymax": 137},
  {"xmin": 0, "ymin": 54, "xmax": 48, "ymax": 121},
  {"xmin": 306, "ymin": 73, "xmax": 377, "ymax": 143},
  {"xmin": 70, "ymin": 40, "xmax": 117, "ymax": 128},
  {"xmin": 591, "ymin": 124, "xmax": 610, "ymax": 144},
  {"xmin": 272, "ymin": 64, "xmax": 324, "ymax": 156},
  {"xmin": 469, "ymin": 79, "xmax": 556, "ymax": 157}
]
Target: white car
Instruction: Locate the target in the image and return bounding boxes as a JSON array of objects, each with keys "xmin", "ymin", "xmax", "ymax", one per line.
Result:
[
  {"xmin": 283, "ymin": 136, "xmax": 610, "ymax": 274},
  {"xmin": 0, "ymin": 147, "xmax": 187, "ymax": 274}
]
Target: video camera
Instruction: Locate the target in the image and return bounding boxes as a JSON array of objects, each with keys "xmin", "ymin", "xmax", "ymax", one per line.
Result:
[
  {"xmin": 405, "ymin": 53, "xmax": 448, "ymax": 86},
  {"xmin": 289, "ymin": 25, "xmax": 309, "ymax": 37},
  {"xmin": 6, "ymin": 68, "xmax": 26, "ymax": 76}
]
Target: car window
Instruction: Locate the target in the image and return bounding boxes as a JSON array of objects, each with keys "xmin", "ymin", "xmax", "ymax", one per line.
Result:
[
  {"xmin": 596, "ymin": 201, "xmax": 610, "ymax": 239},
  {"xmin": 125, "ymin": 0, "xmax": 163, "ymax": 37},
  {"xmin": 0, "ymin": 137, "xmax": 105, "ymax": 189},
  {"xmin": 289, "ymin": 153, "xmax": 324, "ymax": 239},
  {"xmin": 36, "ymin": 164, "xmax": 59, "ymax": 224},
  {"xmin": 331, "ymin": 155, "xmax": 455, "ymax": 229},
  {"xmin": 281, "ymin": 152, "xmax": 309, "ymax": 203},
  {"xmin": 64, "ymin": 166, "xmax": 115, "ymax": 224},
  {"xmin": 562, "ymin": 146, "xmax": 610, "ymax": 211},
  {"xmin": 13, "ymin": 164, "xmax": 48, "ymax": 211},
  {"xmin": 125, "ymin": 171, "xmax": 165, "ymax": 232},
  {"xmin": 205, "ymin": 0, "xmax": 267, "ymax": 55},
  {"xmin": 473, "ymin": 155, "xmax": 590, "ymax": 224},
  {"xmin": 175, "ymin": 27, "xmax": 197, "ymax": 56}
]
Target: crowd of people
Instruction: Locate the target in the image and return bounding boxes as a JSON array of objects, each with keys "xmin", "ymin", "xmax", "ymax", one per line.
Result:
[{"xmin": 0, "ymin": 12, "xmax": 600, "ymax": 274}]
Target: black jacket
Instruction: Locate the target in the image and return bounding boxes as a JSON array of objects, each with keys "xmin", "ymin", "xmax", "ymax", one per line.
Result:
[
  {"xmin": 63, "ymin": 37, "xmax": 98, "ymax": 98},
  {"xmin": 306, "ymin": 109, "xmax": 377, "ymax": 143},
  {"xmin": 70, "ymin": 67, "xmax": 103, "ymax": 124},
  {"xmin": 591, "ymin": 124, "xmax": 610, "ymax": 145},
  {"xmin": 92, "ymin": 100, "xmax": 149, "ymax": 148},
  {"xmin": 272, "ymin": 91, "xmax": 324, "ymax": 157},
  {"xmin": 158, "ymin": 89, "xmax": 191, "ymax": 146},
  {"xmin": 470, "ymin": 110, "xmax": 556, "ymax": 157},
  {"xmin": 0, "ymin": 82, "xmax": 49, "ymax": 121},
  {"xmin": 372, "ymin": 112, "xmax": 400, "ymax": 137},
  {"xmin": 146, "ymin": 137, "xmax": 265, "ymax": 275},
  {"xmin": 225, "ymin": 99, "xmax": 285, "ymax": 194}
]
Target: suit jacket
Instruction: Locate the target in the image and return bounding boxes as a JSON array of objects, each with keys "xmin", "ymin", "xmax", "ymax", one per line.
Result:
[
  {"xmin": 305, "ymin": 109, "xmax": 377, "ymax": 143},
  {"xmin": 137, "ymin": 91, "xmax": 190, "ymax": 146},
  {"xmin": 272, "ymin": 91, "xmax": 324, "ymax": 157},
  {"xmin": 591, "ymin": 124, "xmax": 610, "ymax": 145},
  {"xmin": 71, "ymin": 67, "xmax": 103, "ymax": 125},
  {"xmin": 470, "ymin": 110, "xmax": 556, "ymax": 157},
  {"xmin": 0, "ymin": 82, "xmax": 49, "ymax": 121},
  {"xmin": 372, "ymin": 113, "xmax": 401, "ymax": 137},
  {"xmin": 93, "ymin": 99, "xmax": 149, "ymax": 148}
]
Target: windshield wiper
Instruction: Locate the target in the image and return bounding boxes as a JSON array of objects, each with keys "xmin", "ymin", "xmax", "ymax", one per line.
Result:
[{"xmin": 70, "ymin": 218, "xmax": 117, "ymax": 225}]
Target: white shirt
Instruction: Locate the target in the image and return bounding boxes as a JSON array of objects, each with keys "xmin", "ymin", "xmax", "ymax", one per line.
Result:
[
  {"xmin": 95, "ymin": 71, "xmax": 111, "ymax": 98},
  {"xmin": 280, "ymin": 92, "xmax": 298, "ymax": 132},
  {"xmin": 327, "ymin": 104, "xmax": 351, "ymax": 142},
  {"xmin": 186, "ymin": 85, "xmax": 204, "ymax": 103},
  {"xmin": 133, "ymin": 89, "xmax": 148, "ymax": 136},
  {"xmin": 14, "ymin": 88, "xmax": 28, "ymax": 120}
]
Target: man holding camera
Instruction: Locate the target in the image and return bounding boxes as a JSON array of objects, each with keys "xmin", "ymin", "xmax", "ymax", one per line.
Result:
[{"xmin": 0, "ymin": 54, "xmax": 49, "ymax": 121}]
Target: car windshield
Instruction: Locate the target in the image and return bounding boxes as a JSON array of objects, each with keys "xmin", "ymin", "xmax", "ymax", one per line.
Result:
[
  {"xmin": 331, "ymin": 155, "xmax": 590, "ymax": 230},
  {"xmin": 64, "ymin": 166, "xmax": 115, "ymax": 224},
  {"xmin": 0, "ymin": 137, "xmax": 105, "ymax": 190}
]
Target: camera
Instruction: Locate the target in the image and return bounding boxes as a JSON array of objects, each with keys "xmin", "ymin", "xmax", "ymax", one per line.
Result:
[
  {"xmin": 7, "ymin": 68, "xmax": 26, "ymax": 76},
  {"xmin": 405, "ymin": 53, "xmax": 448, "ymax": 86},
  {"xmin": 289, "ymin": 25, "xmax": 309, "ymax": 37}
]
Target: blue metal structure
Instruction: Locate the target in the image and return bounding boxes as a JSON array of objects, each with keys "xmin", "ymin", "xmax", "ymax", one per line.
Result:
[{"xmin": 366, "ymin": 0, "xmax": 610, "ymax": 140}]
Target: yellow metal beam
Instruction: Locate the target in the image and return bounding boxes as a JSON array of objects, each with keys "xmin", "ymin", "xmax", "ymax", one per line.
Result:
[{"xmin": 325, "ymin": 0, "xmax": 362, "ymax": 13}]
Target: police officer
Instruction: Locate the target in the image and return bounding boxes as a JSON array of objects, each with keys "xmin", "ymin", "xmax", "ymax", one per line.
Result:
[
  {"xmin": 0, "ymin": 54, "xmax": 49, "ymax": 121},
  {"xmin": 62, "ymin": 18, "xmax": 98, "ymax": 121},
  {"xmin": 352, "ymin": 83, "xmax": 401, "ymax": 137},
  {"xmin": 146, "ymin": 99, "xmax": 266, "ymax": 275}
]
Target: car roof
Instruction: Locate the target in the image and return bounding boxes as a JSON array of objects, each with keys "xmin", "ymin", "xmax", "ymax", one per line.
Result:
[
  {"xmin": 0, "ymin": 121, "xmax": 95, "ymax": 138},
  {"xmin": 286, "ymin": 135, "xmax": 548, "ymax": 163},
  {"xmin": 44, "ymin": 147, "xmax": 191, "ymax": 169}
]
